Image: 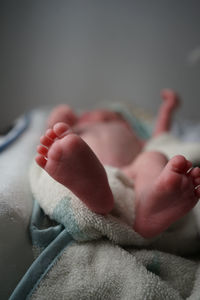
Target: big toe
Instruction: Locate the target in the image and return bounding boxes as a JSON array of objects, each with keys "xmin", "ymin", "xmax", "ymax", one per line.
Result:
[
  {"xmin": 53, "ymin": 122, "xmax": 71, "ymax": 137},
  {"xmin": 169, "ymin": 155, "xmax": 189, "ymax": 174}
]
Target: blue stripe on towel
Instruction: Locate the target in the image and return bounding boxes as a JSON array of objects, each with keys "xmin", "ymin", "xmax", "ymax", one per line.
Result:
[
  {"xmin": 0, "ymin": 113, "xmax": 30, "ymax": 153},
  {"xmin": 9, "ymin": 201, "xmax": 74, "ymax": 300},
  {"xmin": 31, "ymin": 200, "xmax": 64, "ymax": 249},
  {"xmin": 108, "ymin": 103, "xmax": 153, "ymax": 140}
]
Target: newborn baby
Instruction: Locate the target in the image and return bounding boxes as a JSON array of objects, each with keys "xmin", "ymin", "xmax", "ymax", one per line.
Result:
[{"xmin": 35, "ymin": 90, "xmax": 200, "ymax": 239}]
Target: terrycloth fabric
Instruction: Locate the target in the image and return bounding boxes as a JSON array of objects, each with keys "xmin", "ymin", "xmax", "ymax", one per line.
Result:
[
  {"xmin": 9, "ymin": 107, "xmax": 200, "ymax": 299},
  {"xmin": 0, "ymin": 109, "xmax": 49, "ymax": 300},
  {"xmin": 30, "ymin": 162, "xmax": 152, "ymax": 247},
  {"xmin": 25, "ymin": 134, "xmax": 200, "ymax": 299},
  {"xmin": 29, "ymin": 132, "xmax": 200, "ymax": 253},
  {"xmin": 26, "ymin": 133, "xmax": 200, "ymax": 299},
  {"xmin": 30, "ymin": 240, "xmax": 199, "ymax": 300},
  {"xmin": 10, "ymin": 200, "xmax": 200, "ymax": 300},
  {"xmin": 145, "ymin": 132, "xmax": 200, "ymax": 164}
]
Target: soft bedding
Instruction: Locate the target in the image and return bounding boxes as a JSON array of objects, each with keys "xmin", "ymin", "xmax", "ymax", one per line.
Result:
[
  {"xmin": 0, "ymin": 110, "xmax": 48, "ymax": 299},
  {"xmin": 2, "ymin": 105, "xmax": 200, "ymax": 299},
  {"xmin": 11, "ymin": 157, "xmax": 200, "ymax": 299}
]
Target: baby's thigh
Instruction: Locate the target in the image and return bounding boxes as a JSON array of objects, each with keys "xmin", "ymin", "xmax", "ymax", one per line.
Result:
[
  {"xmin": 130, "ymin": 151, "xmax": 169, "ymax": 177},
  {"xmin": 80, "ymin": 131, "xmax": 106, "ymax": 160}
]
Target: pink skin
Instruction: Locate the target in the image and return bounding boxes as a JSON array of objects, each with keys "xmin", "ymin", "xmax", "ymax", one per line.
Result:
[
  {"xmin": 47, "ymin": 105, "xmax": 78, "ymax": 129},
  {"xmin": 36, "ymin": 123, "xmax": 114, "ymax": 215},
  {"xmin": 36, "ymin": 90, "xmax": 200, "ymax": 238},
  {"xmin": 124, "ymin": 152, "xmax": 200, "ymax": 238},
  {"xmin": 153, "ymin": 89, "xmax": 180, "ymax": 137}
]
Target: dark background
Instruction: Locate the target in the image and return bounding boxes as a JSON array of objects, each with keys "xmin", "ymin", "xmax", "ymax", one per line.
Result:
[{"xmin": 1, "ymin": 0, "xmax": 200, "ymax": 128}]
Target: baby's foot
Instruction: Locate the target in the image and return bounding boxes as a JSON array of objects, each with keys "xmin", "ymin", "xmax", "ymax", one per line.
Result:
[
  {"xmin": 161, "ymin": 89, "xmax": 180, "ymax": 111},
  {"xmin": 47, "ymin": 105, "xmax": 78, "ymax": 128},
  {"xmin": 36, "ymin": 122, "xmax": 114, "ymax": 214},
  {"xmin": 134, "ymin": 155, "xmax": 200, "ymax": 238}
]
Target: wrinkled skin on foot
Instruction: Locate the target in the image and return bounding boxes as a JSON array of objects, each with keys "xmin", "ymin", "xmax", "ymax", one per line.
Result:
[
  {"xmin": 36, "ymin": 122, "xmax": 114, "ymax": 215},
  {"xmin": 134, "ymin": 155, "xmax": 200, "ymax": 238}
]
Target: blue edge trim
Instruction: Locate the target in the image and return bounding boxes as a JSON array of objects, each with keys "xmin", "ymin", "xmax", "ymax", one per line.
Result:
[
  {"xmin": 0, "ymin": 113, "xmax": 31, "ymax": 153},
  {"xmin": 8, "ymin": 108, "xmax": 151, "ymax": 299},
  {"xmin": 9, "ymin": 201, "xmax": 74, "ymax": 300}
]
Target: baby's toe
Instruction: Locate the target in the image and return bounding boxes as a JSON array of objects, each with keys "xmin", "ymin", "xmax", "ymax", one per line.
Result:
[
  {"xmin": 35, "ymin": 154, "xmax": 47, "ymax": 168},
  {"xmin": 53, "ymin": 122, "xmax": 71, "ymax": 137},
  {"xmin": 45, "ymin": 128, "xmax": 57, "ymax": 140},
  {"xmin": 194, "ymin": 178, "xmax": 200, "ymax": 188},
  {"xmin": 186, "ymin": 160, "xmax": 193, "ymax": 171},
  {"xmin": 191, "ymin": 166, "xmax": 200, "ymax": 176},
  {"xmin": 190, "ymin": 167, "xmax": 200, "ymax": 182},
  {"xmin": 195, "ymin": 185, "xmax": 200, "ymax": 198},
  {"xmin": 37, "ymin": 145, "xmax": 48, "ymax": 157},
  {"xmin": 170, "ymin": 155, "xmax": 188, "ymax": 173},
  {"xmin": 40, "ymin": 134, "xmax": 54, "ymax": 147}
]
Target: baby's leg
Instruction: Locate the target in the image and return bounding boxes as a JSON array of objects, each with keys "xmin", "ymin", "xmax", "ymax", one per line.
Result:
[
  {"xmin": 36, "ymin": 122, "xmax": 114, "ymax": 214},
  {"xmin": 47, "ymin": 105, "xmax": 78, "ymax": 128},
  {"xmin": 123, "ymin": 151, "xmax": 200, "ymax": 238},
  {"xmin": 153, "ymin": 89, "xmax": 180, "ymax": 137}
]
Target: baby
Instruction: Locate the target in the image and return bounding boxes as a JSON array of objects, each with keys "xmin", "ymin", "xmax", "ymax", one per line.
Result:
[{"xmin": 35, "ymin": 90, "xmax": 200, "ymax": 239}]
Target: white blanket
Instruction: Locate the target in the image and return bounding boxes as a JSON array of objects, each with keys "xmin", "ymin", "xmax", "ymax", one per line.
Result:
[
  {"xmin": 0, "ymin": 109, "xmax": 48, "ymax": 299},
  {"xmin": 3, "ymin": 107, "xmax": 200, "ymax": 299}
]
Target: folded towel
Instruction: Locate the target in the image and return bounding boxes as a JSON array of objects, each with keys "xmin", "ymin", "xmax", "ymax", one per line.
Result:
[
  {"xmin": 0, "ymin": 109, "xmax": 48, "ymax": 299},
  {"xmin": 29, "ymin": 162, "xmax": 153, "ymax": 246},
  {"xmin": 145, "ymin": 132, "xmax": 200, "ymax": 164},
  {"xmin": 10, "ymin": 107, "xmax": 200, "ymax": 300}
]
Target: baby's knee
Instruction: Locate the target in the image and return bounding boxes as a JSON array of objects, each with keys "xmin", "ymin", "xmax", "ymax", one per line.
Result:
[{"xmin": 135, "ymin": 151, "xmax": 168, "ymax": 167}]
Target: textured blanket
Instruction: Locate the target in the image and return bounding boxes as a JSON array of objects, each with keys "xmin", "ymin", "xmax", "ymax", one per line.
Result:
[
  {"xmin": 10, "ymin": 109, "xmax": 200, "ymax": 300},
  {"xmin": 0, "ymin": 109, "xmax": 50, "ymax": 300}
]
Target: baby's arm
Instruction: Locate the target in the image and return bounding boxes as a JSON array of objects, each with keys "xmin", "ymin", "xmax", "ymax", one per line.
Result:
[{"xmin": 153, "ymin": 89, "xmax": 180, "ymax": 137}]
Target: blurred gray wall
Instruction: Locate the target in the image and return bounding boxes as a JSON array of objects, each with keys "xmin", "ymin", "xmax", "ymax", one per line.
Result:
[{"xmin": 1, "ymin": 0, "xmax": 200, "ymax": 129}]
